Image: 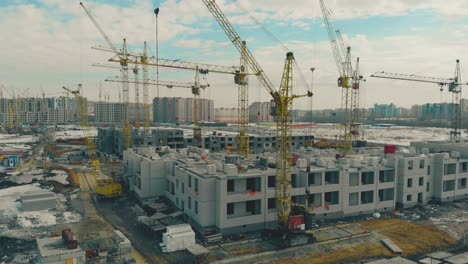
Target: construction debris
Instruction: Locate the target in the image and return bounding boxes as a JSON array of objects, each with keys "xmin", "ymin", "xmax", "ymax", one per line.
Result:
[{"xmin": 160, "ymin": 224, "xmax": 196, "ymax": 253}]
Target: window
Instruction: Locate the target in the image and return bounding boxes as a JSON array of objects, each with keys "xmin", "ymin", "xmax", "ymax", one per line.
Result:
[
  {"xmin": 361, "ymin": 191, "xmax": 374, "ymax": 204},
  {"xmin": 408, "ymin": 160, "xmax": 414, "ymax": 170},
  {"xmin": 176, "ymin": 179, "xmax": 179, "ymax": 189},
  {"xmin": 459, "ymin": 178, "xmax": 467, "ymax": 189},
  {"xmin": 194, "ymin": 201, "xmax": 198, "ymax": 214},
  {"xmin": 188, "ymin": 196, "xmax": 191, "ymax": 209},
  {"xmin": 227, "ymin": 179, "xmax": 235, "ymax": 192},
  {"xmin": 170, "ymin": 182, "xmax": 175, "ymax": 195},
  {"xmin": 246, "ymin": 200, "xmax": 261, "ymax": 215},
  {"xmin": 407, "ymin": 194, "xmax": 412, "ymax": 202},
  {"xmin": 379, "ymin": 170, "xmax": 395, "ymax": 183},
  {"xmin": 361, "ymin": 172, "xmax": 375, "ymax": 185},
  {"xmin": 427, "ymin": 165, "xmax": 431, "ymax": 175},
  {"xmin": 182, "ymin": 183, "xmax": 185, "ymax": 194},
  {"xmin": 195, "ymin": 178, "xmax": 199, "ymax": 192},
  {"xmin": 349, "ymin": 192, "xmax": 359, "ymax": 206},
  {"xmin": 443, "ymin": 180, "xmax": 455, "ymax": 192},
  {"xmin": 325, "ymin": 171, "xmax": 340, "ymax": 185},
  {"xmin": 426, "ymin": 182, "xmax": 430, "ymax": 192},
  {"xmin": 246, "ymin": 177, "xmax": 261, "ymax": 192},
  {"xmin": 188, "ymin": 175, "xmax": 192, "ymax": 188},
  {"xmin": 418, "ymin": 177, "xmax": 424, "ymax": 186},
  {"xmin": 291, "ymin": 174, "xmax": 298, "ymax": 188},
  {"xmin": 227, "ymin": 202, "xmax": 234, "ymax": 215},
  {"xmin": 325, "ymin": 191, "xmax": 339, "ymax": 205},
  {"xmin": 444, "ymin": 164, "xmax": 457, "ymax": 175},
  {"xmin": 309, "ymin": 172, "xmax": 322, "ymax": 186},
  {"xmin": 268, "ymin": 176, "xmax": 276, "ymax": 188},
  {"xmin": 268, "ymin": 198, "xmax": 276, "ymax": 210},
  {"xmin": 378, "ymin": 188, "xmax": 394, "ymax": 201},
  {"xmin": 308, "ymin": 193, "xmax": 322, "ymax": 207},
  {"xmin": 419, "ymin": 159, "xmax": 425, "ymax": 169},
  {"xmin": 349, "ymin": 173, "xmax": 359, "ymax": 186},
  {"xmin": 407, "ymin": 178, "xmax": 413, "ymax": 188},
  {"xmin": 461, "ymin": 162, "xmax": 468, "ymax": 173}
]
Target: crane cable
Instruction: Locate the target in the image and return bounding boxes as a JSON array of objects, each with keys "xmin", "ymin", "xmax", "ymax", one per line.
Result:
[{"xmin": 230, "ymin": 0, "xmax": 311, "ymax": 93}]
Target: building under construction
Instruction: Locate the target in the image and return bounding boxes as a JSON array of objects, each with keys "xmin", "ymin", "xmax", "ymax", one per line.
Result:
[
  {"xmin": 122, "ymin": 143, "xmax": 468, "ymax": 235},
  {"xmin": 97, "ymin": 126, "xmax": 314, "ymax": 157}
]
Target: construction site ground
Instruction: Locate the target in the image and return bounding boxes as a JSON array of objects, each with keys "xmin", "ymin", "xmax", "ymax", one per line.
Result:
[
  {"xmin": 2, "ymin": 130, "xmax": 467, "ymax": 263},
  {"xmin": 201, "ymin": 217, "xmax": 458, "ymax": 264}
]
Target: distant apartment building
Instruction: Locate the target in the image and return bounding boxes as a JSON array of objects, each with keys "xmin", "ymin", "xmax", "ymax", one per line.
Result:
[
  {"xmin": 410, "ymin": 105, "xmax": 423, "ymax": 118},
  {"xmin": 214, "ymin": 108, "xmax": 238, "ymax": 123},
  {"xmin": 124, "ymin": 144, "xmax": 468, "ymax": 235},
  {"xmin": 421, "ymin": 102, "xmax": 453, "ymax": 120},
  {"xmin": 249, "ymin": 102, "xmax": 273, "ymax": 122},
  {"xmin": 153, "ymin": 97, "xmax": 214, "ymax": 124},
  {"xmin": 94, "ymin": 102, "xmax": 128, "ymax": 124},
  {"xmin": 370, "ymin": 103, "xmax": 399, "ymax": 119},
  {"xmin": 0, "ymin": 96, "xmax": 80, "ymax": 125}
]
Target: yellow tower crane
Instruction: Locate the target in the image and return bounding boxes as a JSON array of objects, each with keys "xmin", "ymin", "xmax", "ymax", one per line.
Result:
[
  {"xmin": 62, "ymin": 84, "xmax": 122, "ymax": 199},
  {"xmin": 201, "ymin": 0, "xmax": 313, "ymax": 228},
  {"xmin": 371, "ymin": 60, "xmax": 467, "ymax": 141},
  {"xmin": 319, "ymin": 0, "xmax": 365, "ymax": 153},
  {"xmin": 93, "ymin": 51, "xmax": 250, "ymax": 154},
  {"xmin": 80, "ymin": 2, "xmax": 132, "ymax": 150}
]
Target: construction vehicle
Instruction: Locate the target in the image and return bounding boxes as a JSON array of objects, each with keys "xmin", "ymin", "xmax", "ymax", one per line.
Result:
[
  {"xmin": 201, "ymin": 0, "xmax": 313, "ymax": 229},
  {"xmin": 371, "ymin": 60, "xmax": 467, "ymax": 141},
  {"xmin": 62, "ymin": 84, "xmax": 122, "ymax": 199}
]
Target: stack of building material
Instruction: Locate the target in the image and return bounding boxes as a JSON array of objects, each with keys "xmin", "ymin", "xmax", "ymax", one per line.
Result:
[
  {"xmin": 21, "ymin": 190, "xmax": 57, "ymax": 211},
  {"xmin": 113, "ymin": 230, "xmax": 132, "ymax": 258},
  {"xmin": 160, "ymin": 224, "xmax": 195, "ymax": 253}
]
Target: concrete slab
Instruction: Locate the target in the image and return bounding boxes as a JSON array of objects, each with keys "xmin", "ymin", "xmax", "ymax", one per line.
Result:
[
  {"xmin": 418, "ymin": 258, "xmax": 442, "ymax": 264},
  {"xmin": 426, "ymin": 251, "xmax": 454, "ymax": 259},
  {"xmin": 381, "ymin": 238, "xmax": 403, "ymax": 254},
  {"xmin": 444, "ymin": 252, "xmax": 468, "ymax": 264},
  {"xmin": 367, "ymin": 256, "xmax": 416, "ymax": 264}
]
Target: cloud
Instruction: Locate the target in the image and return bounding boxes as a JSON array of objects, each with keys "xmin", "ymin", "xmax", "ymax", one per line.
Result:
[{"xmin": 0, "ymin": 0, "xmax": 467, "ymax": 109}]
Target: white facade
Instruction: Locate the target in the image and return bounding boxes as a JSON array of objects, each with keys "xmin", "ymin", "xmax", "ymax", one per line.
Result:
[
  {"xmin": 249, "ymin": 101, "xmax": 273, "ymax": 122},
  {"xmin": 124, "ymin": 145, "xmax": 468, "ymax": 234},
  {"xmin": 214, "ymin": 107, "xmax": 239, "ymax": 123}
]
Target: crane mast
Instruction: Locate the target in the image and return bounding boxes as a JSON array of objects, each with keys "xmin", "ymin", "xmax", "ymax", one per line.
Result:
[
  {"xmin": 320, "ymin": 0, "xmax": 357, "ymax": 153},
  {"xmin": 351, "ymin": 57, "xmax": 364, "ymax": 143},
  {"xmin": 142, "ymin": 42, "xmax": 150, "ymax": 133},
  {"xmin": 201, "ymin": 0, "xmax": 312, "ymax": 228},
  {"xmin": 80, "ymin": 2, "xmax": 132, "ymax": 150},
  {"xmin": 95, "ymin": 47, "xmax": 253, "ymax": 155},
  {"xmin": 237, "ymin": 41, "xmax": 249, "ymax": 158},
  {"xmin": 371, "ymin": 60, "xmax": 465, "ymax": 141},
  {"xmin": 132, "ymin": 60, "xmax": 140, "ymax": 129}
]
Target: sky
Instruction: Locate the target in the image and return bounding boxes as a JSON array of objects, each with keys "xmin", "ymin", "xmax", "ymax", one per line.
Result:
[{"xmin": 1, "ymin": 0, "xmax": 468, "ymax": 110}]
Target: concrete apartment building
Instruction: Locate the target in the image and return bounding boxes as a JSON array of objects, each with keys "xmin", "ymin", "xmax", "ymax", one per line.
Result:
[
  {"xmin": 98, "ymin": 126, "xmax": 314, "ymax": 157},
  {"xmin": 0, "ymin": 96, "xmax": 80, "ymax": 125},
  {"xmin": 123, "ymin": 144, "xmax": 468, "ymax": 235},
  {"xmin": 94, "ymin": 102, "xmax": 128, "ymax": 124},
  {"xmin": 153, "ymin": 97, "xmax": 214, "ymax": 123},
  {"xmin": 249, "ymin": 101, "xmax": 273, "ymax": 122}
]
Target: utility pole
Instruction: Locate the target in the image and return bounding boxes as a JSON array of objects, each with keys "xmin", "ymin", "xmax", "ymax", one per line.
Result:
[{"xmin": 154, "ymin": 7, "xmax": 160, "ymax": 99}]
